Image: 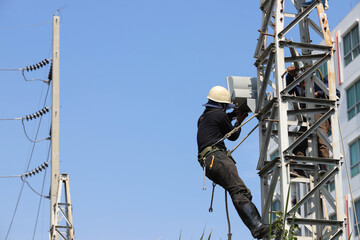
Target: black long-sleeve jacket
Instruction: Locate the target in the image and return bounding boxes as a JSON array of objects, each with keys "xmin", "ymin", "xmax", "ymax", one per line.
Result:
[
  {"xmin": 286, "ymin": 75, "xmax": 341, "ymax": 98},
  {"xmin": 197, "ymin": 107, "xmax": 240, "ymax": 153}
]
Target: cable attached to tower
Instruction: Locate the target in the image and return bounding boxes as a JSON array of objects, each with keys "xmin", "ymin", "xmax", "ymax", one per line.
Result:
[
  {"xmin": 23, "ymin": 162, "xmax": 49, "ymax": 178},
  {"xmin": 24, "ymin": 59, "xmax": 51, "ymax": 72},
  {"xmin": 0, "ymin": 106, "xmax": 50, "ymax": 121},
  {"xmin": 0, "ymin": 161, "xmax": 49, "ymax": 180},
  {"xmin": 21, "ymin": 107, "xmax": 51, "ymax": 143},
  {"xmin": 20, "ymin": 58, "xmax": 52, "ymax": 83}
]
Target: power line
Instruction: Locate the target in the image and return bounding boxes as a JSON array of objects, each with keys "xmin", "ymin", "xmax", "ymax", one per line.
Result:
[
  {"xmin": 22, "ymin": 118, "xmax": 50, "ymax": 143},
  {"xmin": 0, "ymin": 58, "xmax": 52, "ymax": 83},
  {"xmin": 0, "ymin": 175, "xmax": 22, "ymax": 178},
  {"xmin": 0, "ymin": 68, "xmax": 23, "ymax": 71},
  {"xmin": 32, "ymin": 144, "xmax": 51, "ymax": 240},
  {"xmin": 5, "ymin": 126, "xmax": 41, "ymax": 239},
  {"xmin": 22, "ymin": 177, "xmax": 49, "ymax": 199},
  {"xmin": 4, "ymin": 181, "xmax": 25, "ymax": 240},
  {"xmin": 0, "ymin": 117, "xmax": 23, "ymax": 120},
  {"xmin": 5, "ymin": 82, "xmax": 51, "ymax": 240},
  {"xmin": 0, "ymin": 161, "xmax": 49, "ymax": 179},
  {"xmin": 0, "ymin": 58, "xmax": 51, "ymax": 72},
  {"xmin": 0, "ymin": 106, "xmax": 50, "ymax": 121},
  {"xmin": 22, "ymin": 70, "xmax": 49, "ymax": 83}
]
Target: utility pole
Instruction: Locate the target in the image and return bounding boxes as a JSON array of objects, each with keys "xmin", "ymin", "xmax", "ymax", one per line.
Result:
[
  {"xmin": 50, "ymin": 15, "xmax": 60, "ymax": 238},
  {"xmin": 49, "ymin": 15, "xmax": 75, "ymax": 240},
  {"xmin": 255, "ymin": 0, "xmax": 345, "ymax": 239}
]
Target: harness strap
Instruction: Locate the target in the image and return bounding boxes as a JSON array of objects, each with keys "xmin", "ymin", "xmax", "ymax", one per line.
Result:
[
  {"xmin": 198, "ymin": 146, "xmax": 225, "ymax": 162},
  {"xmin": 202, "ymin": 160, "xmax": 206, "ymax": 191},
  {"xmin": 199, "ymin": 146, "xmax": 224, "ymax": 191}
]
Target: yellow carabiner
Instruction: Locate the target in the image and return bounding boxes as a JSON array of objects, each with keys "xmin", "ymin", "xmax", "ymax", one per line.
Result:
[{"xmin": 210, "ymin": 155, "xmax": 215, "ymax": 169}]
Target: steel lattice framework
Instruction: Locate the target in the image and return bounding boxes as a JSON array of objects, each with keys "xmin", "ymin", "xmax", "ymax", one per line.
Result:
[{"xmin": 254, "ymin": 0, "xmax": 345, "ymax": 239}]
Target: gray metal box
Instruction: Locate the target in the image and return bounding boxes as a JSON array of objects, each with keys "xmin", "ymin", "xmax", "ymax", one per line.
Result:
[{"xmin": 226, "ymin": 76, "xmax": 258, "ymax": 113}]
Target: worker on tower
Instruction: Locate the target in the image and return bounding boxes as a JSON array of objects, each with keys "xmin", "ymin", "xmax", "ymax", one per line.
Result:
[
  {"xmin": 197, "ymin": 86, "xmax": 270, "ymax": 239},
  {"xmin": 286, "ymin": 66, "xmax": 340, "ymax": 176}
]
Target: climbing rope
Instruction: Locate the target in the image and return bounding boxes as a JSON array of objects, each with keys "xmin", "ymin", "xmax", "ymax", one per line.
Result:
[
  {"xmin": 212, "ymin": 113, "xmax": 259, "ymax": 148},
  {"xmin": 203, "ymin": 113, "xmax": 259, "ymax": 190},
  {"xmin": 230, "ymin": 124, "xmax": 259, "ymax": 154},
  {"xmin": 225, "ymin": 190, "xmax": 232, "ymax": 240}
]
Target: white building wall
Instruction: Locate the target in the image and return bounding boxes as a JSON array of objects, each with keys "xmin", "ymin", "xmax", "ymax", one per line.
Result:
[{"xmin": 331, "ymin": 2, "xmax": 360, "ymax": 238}]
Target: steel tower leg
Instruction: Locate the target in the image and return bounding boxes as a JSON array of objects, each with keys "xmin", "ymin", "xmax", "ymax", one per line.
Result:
[{"xmin": 50, "ymin": 174, "xmax": 75, "ymax": 240}]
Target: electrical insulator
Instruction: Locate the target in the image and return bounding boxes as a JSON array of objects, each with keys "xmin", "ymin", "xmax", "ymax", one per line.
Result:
[
  {"xmin": 25, "ymin": 107, "xmax": 51, "ymax": 121},
  {"xmin": 25, "ymin": 58, "xmax": 51, "ymax": 72},
  {"xmin": 23, "ymin": 162, "xmax": 50, "ymax": 178},
  {"xmin": 48, "ymin": 63, "xmax": 53, "ymax": 81}
]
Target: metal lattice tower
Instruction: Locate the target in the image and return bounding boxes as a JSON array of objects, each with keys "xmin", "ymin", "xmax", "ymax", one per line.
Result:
[
  {"xmin": 50, "ymin": 174, "xmax": 75, "ymax": 240},
  {"xmin": 254, "ymin": 0, "xmax": 345, "ymax": 239}
]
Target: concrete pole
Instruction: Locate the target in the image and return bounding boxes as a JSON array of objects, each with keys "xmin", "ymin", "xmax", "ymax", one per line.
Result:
[{"xmin": 50, "ymin": 15, "xmax": 60, "ymax": 240}]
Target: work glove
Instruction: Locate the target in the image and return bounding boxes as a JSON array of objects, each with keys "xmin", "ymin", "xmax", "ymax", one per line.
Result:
[{"xmin": 236, "ymin": 112, "xmax": 248, "ymax": 124}]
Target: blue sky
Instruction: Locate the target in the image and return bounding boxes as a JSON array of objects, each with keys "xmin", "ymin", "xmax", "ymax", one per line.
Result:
[{"xmin": 0, "ymin": 1, "xmax": 359, "ymax": 239}]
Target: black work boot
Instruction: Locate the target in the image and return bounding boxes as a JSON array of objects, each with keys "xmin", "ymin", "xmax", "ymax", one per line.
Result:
[{"xmin": 236, "ymin": 202, "xmax": 271, "ymax": 239}]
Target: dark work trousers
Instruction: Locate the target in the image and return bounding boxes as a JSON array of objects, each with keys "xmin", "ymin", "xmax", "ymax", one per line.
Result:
[
  {"xmin": 315, "ymin": 113, "xmax": 330, "ymax": 171},
  {"xmin": 200, "ymin": 150, "xmax": 252, "ymax": 207},
  {"xmin": 293, "ymin": 113, "xmax": 330, "ymax": 171}
]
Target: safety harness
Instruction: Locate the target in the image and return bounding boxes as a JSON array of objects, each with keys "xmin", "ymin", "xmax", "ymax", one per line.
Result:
[
  {"xmin": 198, "ymin": 112, "xmax": 258, "ymax": 191},
  {"xmin": 197, "ymin": 145, "xmax": 226, "ymax": 191}
]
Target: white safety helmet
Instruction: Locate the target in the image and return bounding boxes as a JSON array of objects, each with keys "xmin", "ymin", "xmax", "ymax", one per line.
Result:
[{"xmin": 207, "ymin": 86, "xmax": 232, "ymax": 104}]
